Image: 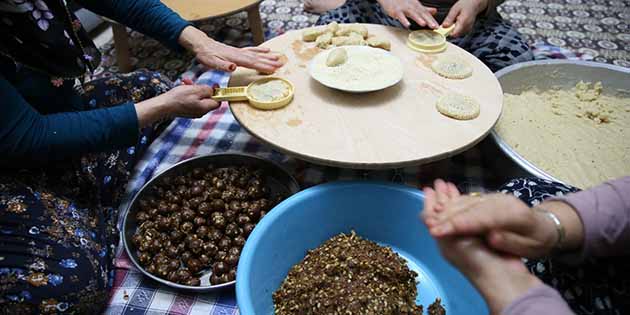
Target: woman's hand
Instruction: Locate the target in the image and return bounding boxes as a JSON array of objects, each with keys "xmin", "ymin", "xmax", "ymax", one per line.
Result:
[
  {"xmin": 135, "ymin": 84, "xmax": 219, "ymax": 127},
  {"xmin": 441, "ymin": 0, "xmax": 488, "ymax": 37},
  {"xmin": 421, "ymin": 180, "xmax": 542, "ymax": 314},
  {"xmin": 423, "ymin": 180, "xmax": 585, "ymax": 258},
  {"xmin": 178, "ymin": 26, "xmax": 284, "ymax": 74},
  {"xmin": 377, "ymin": 0, "xmax": 439, "ymax": 29}
]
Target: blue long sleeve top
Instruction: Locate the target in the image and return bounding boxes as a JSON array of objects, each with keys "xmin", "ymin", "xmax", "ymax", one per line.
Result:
[{"xmin": 0, "ymin": 0, "xmax": 190, "ymax": 167}]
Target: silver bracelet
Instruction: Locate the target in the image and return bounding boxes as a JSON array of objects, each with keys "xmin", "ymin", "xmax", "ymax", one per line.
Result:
[{"xmin": 533, "ymin": 206, "xmax": 566, "ymax": 250}]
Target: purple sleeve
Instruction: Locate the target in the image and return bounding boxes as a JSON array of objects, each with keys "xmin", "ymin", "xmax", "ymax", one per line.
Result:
[
  {"xmin": 552, "ymin": 177, "xmax": 630, "ymax": 260},
  {"xmin": 502, "ymin": 284, "xmax": 574, "ymax": 315}
]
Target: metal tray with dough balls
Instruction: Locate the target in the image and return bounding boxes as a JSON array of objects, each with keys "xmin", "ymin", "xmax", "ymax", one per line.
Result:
[{"xmin": 229, "ymin": 24, "xmax": 503, "ymax": 169}]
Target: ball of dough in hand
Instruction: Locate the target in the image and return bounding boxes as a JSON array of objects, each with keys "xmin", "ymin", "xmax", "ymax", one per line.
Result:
[{"xmin": 326, "ymin": 47, "xmax": 348, "ymax": 67}]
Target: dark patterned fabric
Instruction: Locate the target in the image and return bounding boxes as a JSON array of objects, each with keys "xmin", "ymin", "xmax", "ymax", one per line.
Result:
[
  {"xmin": 0, "ymin": 0, "xmax": 101, "ymax": 79},
  {"xmin": 0, "ymin": 70, "xmax": 171, "ymax": 314},
  {"xmin": 315, "ymin": 0, "xmax": 534, "ymax": 71},
  {"xmin": 94, "ymin": 0, "xmax": 628, "ymax": 81},
  {"xmin": 498, "ymin": 0, "xmax": 630, "ymax": 67},
  {"xmin": 500, "ymin": 178, "xmax": 630, "ymax": 315}
]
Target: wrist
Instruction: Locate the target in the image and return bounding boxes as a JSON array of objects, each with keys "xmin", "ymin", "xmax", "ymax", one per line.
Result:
[
  {"xmin": 539, "ymin": 201, "xmax": 584, "ymax": 253},
  {"xmin": 476, "ymin": 267, "xmax": 542, "ymax": 314},
  {"xmin": 135, "ymin": 95, "xmax": 172, "ymax": 128},
  {"xmin": 178, "ymin": 26, "xmax": 212, "ymax": 54},
  {"xmin": 473, "ymin": 0, "xmax": 489, "ymax": 14}
]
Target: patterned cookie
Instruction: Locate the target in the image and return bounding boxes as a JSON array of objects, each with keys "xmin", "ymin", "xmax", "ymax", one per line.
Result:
[
  {"xmin": 430, "ymin": 56, "xmax": 473, "ymax": 79},
  {"xmin": 436, "ymin": 94, "xmax": 480, "ymax": 120}
]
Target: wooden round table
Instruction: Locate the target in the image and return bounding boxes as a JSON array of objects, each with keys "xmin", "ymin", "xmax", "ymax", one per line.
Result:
[{"xmin": 229, "ymin": 24, "xmax": 504, "ymax": 170}]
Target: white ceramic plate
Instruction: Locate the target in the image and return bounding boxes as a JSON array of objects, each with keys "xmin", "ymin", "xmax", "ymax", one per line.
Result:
[{"xmin": 308, "ymin": 46, "xmax": 404, "ymax": 93}]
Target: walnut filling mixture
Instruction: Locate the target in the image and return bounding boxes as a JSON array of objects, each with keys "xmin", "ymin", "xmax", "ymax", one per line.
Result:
[{"xmin": 273, "ymin": 231, "xmax": 445, "ymax": 315}]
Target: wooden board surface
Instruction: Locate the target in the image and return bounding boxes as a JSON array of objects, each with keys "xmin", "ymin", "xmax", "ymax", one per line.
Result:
[
  {"xmin": 161, "ymin": 0, "xmax": 260, "ymax": 21},
  {"xmin": 229, "ymin": 24, "xmax": 504, "ymax": 169}
]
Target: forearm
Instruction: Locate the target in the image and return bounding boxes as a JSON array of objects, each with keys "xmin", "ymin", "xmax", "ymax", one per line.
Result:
[
  {"xmin": 76, "ymin": 0, "xmax": 191, "ymax": 50},
  {"xmin": 550, "ymin": 177, "xmax": 630, "ymax": 259},
  {"xmin": 501, "ymin": 284, "xmax": 574, "ymax": 315},
  {"xmin": 2, "ymin": 104, "xmax": 139, "ymax": 166},
  {"xmin": 471, "ymin": 266, "xmax": 542, "ymax": 314}
]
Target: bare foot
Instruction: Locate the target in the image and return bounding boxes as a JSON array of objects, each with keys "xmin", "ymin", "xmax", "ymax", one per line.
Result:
[{"xmin": 303, "ymin": 0, "xmax": 346, "ymax": 14}]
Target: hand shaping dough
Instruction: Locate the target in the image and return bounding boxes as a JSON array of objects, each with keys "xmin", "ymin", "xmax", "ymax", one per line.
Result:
[
  {"xmin": 326, "ymin": 47, "xmax": 348, "ymax": 67},
  {"xmin": 332, "ymin": 32, "xmax": 366, "ymax": 46},
  {"xmin": 335, "ymin": 24, "xmax": 368, "ymax": 38},
  {"xmin": 316, "ymin": 32, "xmax": 334, "ymax": 49},
  {"xmin": 435, "ymin": 94, "xmax": 480, "ymax": 120},
  {"xmin": 367, "ymin": 36, "xmax": 391, "ymax": 51},
  {"xmin": 430, "ymin": 56, "xmax": 473, "ymax": 79}
]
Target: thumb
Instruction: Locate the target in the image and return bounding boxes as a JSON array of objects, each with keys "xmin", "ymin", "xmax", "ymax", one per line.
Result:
[
  {"xmin": 487, "ymin": 230, "xmax": 543, "ymax": 258},
  {"xmin": 199, "ymin": 98, "xmax": 221, "ymax": 112},
  {"xmin": 442, "ymin": 6, "xmax": 460, "ymax": 28}
]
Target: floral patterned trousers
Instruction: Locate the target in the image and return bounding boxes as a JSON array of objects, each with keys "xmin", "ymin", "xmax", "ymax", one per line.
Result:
[
  {"xmin": 0, "ymin": 71, "xmax": 172, "ymax": 314},
  {"xmin": 500, "ymin": 178, "xmax": 630, "ymax": 315}
]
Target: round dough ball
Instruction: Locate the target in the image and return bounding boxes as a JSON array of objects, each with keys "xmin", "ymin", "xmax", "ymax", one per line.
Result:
[{"xmin": 326, "ymin": 47, "xmax": 348, "ymax": 67}]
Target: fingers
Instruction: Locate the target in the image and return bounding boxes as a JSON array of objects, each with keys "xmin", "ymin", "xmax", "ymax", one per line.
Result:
[
  {"xmin": 446, "ymin": 182, "xmax": 461, "ymax": 198},
  {"xmin": 432, "ymin": 199, "xmax": 533, "ymax": 238},
  {"xmin": 421, "ymin": 187, "xmax": 438, "ymax": 218},
  {"xmin": 198, "ymin": 98, "xmax": 221, "ymax": 111},
  {"xmin": 244, "ymin": 46, "xmax": 271, "ymax": 53},
  {"xmin": 194, "ymin": 85, "xmax": 215, "ymax": 98},
  {"xmin": 407, "ymin": 10, "xmax": 427, "ymax": 28},
  {"xmin": 421, "ymin": 10, "xmax": 439, "ymax": 29},
  {"xmin": 442, "ymin": 6, "xmax": 460, "ymax": 28},
  {"xmin": 434, "ymin": 179, "xmax": 450, "ymax": 208},
  {"xmin": 396, "ymin": 12, "xmax": 412, "ymax": 28},
  {"xmin": 182, "ymin": 78, "xmax": 194, "ymax": 85},
  {"xmin": 204, "ymin": 55, "xmax": 237, "ymax": 72},
  {"xmin": 452, "ymin": 14, "xmax": 474, "ymax": 37}
]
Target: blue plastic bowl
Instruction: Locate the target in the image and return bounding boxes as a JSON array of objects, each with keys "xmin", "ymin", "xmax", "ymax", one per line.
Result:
[{"xmin": 236, "ymin": 181, "xmax": 488, "ymax": 315}]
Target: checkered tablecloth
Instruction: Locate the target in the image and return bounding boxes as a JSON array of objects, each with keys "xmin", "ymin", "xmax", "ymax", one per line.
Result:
[
  {"xmin": 105, "ymin": 45, "xmax": 590, "ymax": 315},
  {"xmin": 105, "ymin": 67, "xmax": 495, "ymax": 315}
]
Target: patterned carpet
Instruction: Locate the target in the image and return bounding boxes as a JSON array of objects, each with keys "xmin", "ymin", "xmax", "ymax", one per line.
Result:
[{"xmin": 95, "ymin": 0, "xmax": 630, "ymax": 79}]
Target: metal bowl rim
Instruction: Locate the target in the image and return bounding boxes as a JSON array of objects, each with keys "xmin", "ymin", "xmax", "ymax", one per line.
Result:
[
  {"xmin": 491, "ymin": 60, "xmax": 630, "ymax": 187},
  {"xmin": 121, "ymin": 152, "xmax": 300, "ymax": 292}
]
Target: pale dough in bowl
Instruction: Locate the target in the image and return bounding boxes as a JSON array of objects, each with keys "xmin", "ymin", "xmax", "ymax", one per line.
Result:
[
  {"xmin": 495, "ymin": 81, "xmax": 630, "ymax": 189},
  {"xmin": 309, "ymin": 46, "xmax": 404, "ymax": 92}
]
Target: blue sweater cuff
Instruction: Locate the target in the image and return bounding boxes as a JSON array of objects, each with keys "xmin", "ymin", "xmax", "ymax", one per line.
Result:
[
  {"xmin": 108, "ymin": 101, "xmax": 140, "ymax": 147},
  {"xmin": 163, "ymin": 18, "xmax": 192, "ymax": 52}
]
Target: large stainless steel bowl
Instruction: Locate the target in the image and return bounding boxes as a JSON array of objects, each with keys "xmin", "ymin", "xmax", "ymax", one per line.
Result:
[
  {"xmin": 492, "ymin": 60, "xmax": 630, "ymax": 187},
  {"xmin": 122, "ymin": 153, "xmax": 300, "ymax": 292}
]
